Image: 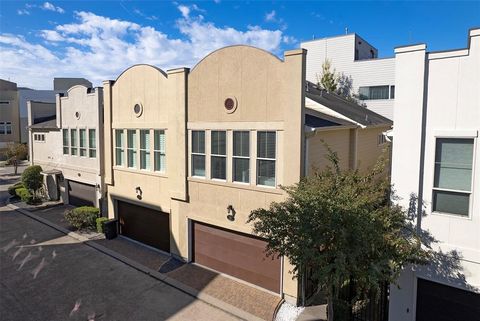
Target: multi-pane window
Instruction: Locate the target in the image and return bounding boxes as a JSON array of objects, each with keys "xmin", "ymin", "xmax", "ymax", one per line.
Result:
[
  {"xmin": 433, "ymin": 138, "xmax": 474, "ymax": 216},
  {"xmin": 140, "ymin": 130, "xmax": 150, "ymax": 170},
  {"xmin": 33, "ymin": 134, "xmax": 45, "ymax": 142},
  {"xmin": 70, "ymin": 129, "xmax": 78, "ymax": 155},
  {"xmin": 191, "ymin": 130, "xmax": 205, "ymax": 177},
  {"xmin": 233, "ymin": 131, "xmax": 250, "ymax": 183},
  {"xmin": 79, "ymin": 129, "xmax": 87, "ymax": 157},
  {"xmin": 89, "ymin": 129, "xmax": 96, "ymax": 158},
  {"xmin": 257, "ymin": 131, "xmax": 276, "ymax": 187},
  {"xmin": 63, "ymin": 129, "xmax": 69, "ymax": 154},
  {"xmin": 0, "ymin": 121, "xmax": 12, "ymax": 134},
  {"xmin": 154, "ymin": 130, "xmax": 166, "ymax": 172},
  {"xmin": 211, "ymin": 131, "xmax": 226, "ymax": 180},
  {"xmin": 359, "ymin": 86, "xmax": 390, "ymax": 100},
  {"xmin": 115, "ymin": 129, "xmax": 124, "ymax": 166},
  {"xmin": 127, "ymin": 130, "xmax": 137, "ymax": 168}
]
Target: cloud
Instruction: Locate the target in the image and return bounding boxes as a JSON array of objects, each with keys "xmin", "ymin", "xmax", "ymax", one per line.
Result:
[
  {"xmin": 17, "ymin": 9, "xmax": 31, "ymax": 15},
  {"xmin": 0, "ymin": 9, "xmax": 290, "ymax": 88},
  {"xmin": 265, "ymin": 10, "xmax": 276, "ymax": 22},
  {"xmin": 42, "ymin": 2, "xmax": 65, "ymax": 14}
]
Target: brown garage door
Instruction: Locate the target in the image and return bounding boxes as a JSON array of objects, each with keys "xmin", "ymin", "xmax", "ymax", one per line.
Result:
[
  {"xmin": 416, "ymin": 278, "xmax": 480, "ymax": 321},
  {"xmin": 193, "ymin": 221, "xmax": 281, "ymax": 293},
  {"xmin": 67, "ymin": 180, "xmax": 96, "ymax": 207},
  {"xmin": 117, "ymin": 200, "xmax": 170, "ymax": 253}
]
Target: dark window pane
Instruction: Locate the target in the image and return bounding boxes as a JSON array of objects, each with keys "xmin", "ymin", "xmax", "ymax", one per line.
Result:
[
  {"xmin": 433, "ymin": 190, "xmax": 470, "ymax": 216},
  {"xmin": 233, "ymin": 158, "xmax": 249, "ymax": 183},
  {"xmin": 192, "ymin": 131, "xmax": 205, "ymax": 154},
  {"xmin": 192, "ymin": 155, "xmax": 205, "ymax": 177},
  {"xmin": 233, "ymin": 131, "xmax": 249, "ymax": 157},
  {"xmin": 257, "ymin": 131, "xmax": 276, "ymax": 159},
  {"xmin": 390, "ymin": 85, "xmax": 395, "ymax": 99},
  {"xmin": 211, "ymin": 131, "xmax": 226, "ymax": 155},
  {"xmin": 257, "ymin": 159, "xmax": 275, "ymax": 186},
  {"xmin": 211, "ymin": 156, "xmax": 226, "ymax": 179}
]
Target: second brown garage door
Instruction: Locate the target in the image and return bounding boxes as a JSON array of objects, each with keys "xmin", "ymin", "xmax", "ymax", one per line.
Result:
[
  {"xmin": 117, "ymin": 201, "xmax": 170, "ymax": 253},
  {"xmin": 193, "ymin": 221, "xmax": 281, "ymax": 293},
  {"xmin": 67, "ymin": 180, "xmax": 96, "ymax": 207}
]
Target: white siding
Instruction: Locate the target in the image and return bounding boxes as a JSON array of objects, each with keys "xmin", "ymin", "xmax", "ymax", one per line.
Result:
[{"xmin": 302, "ymin": 34, "xmax": 395, "ymax": 120}]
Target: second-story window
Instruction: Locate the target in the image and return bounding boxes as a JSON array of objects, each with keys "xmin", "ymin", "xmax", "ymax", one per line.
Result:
[
  {"xmin": 127, "ymin": 129, "xmax": 137, "ymax": 168},
  {"xmin": 433, "ymin": 138, "xmax": 474, "ymax": 216},
  {"xmin": 211, "ymin": 131, "xmax": 226, "ymax": 180},
  {"xmin": 154, "ymin": 130, "xmax": 166, "ymax": 172},
  {"xmin": 257, "ymin": 131, "xmax": 276, "ymax": 187},
  {"xmin": 359, "ymin": 86, "xmax": 390, "ymax": 100},
  {"xmin": 70, "ymin": 129, "xmax": 78, "ymax": 156},
  {"xmin": 233, "ymin": 131, "xmax": 250, "ymax": 183},
  {"xmin": 140, "ymin": 129, "xmax": 150, "ymax": 170},
  {"xmin": 191, "ymin": 130, "xmax": 205, "ymax": 177},
  {"xmin": 115, "ymin": 129, "xmax": 124, "ymax": 166},
  {"xmin": 89, "ymin": 129, "xmax": 96, "ymax": 158},
  {"xmin": 79, "ymin": 129, "xmax": 87, "ymax": 157},
  {"xmin": 63, "ymin": 129, "xmax": 69, "ymax": 154}
]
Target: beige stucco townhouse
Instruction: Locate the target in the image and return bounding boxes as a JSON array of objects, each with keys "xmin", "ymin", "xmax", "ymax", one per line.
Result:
[{"xmin": 103, "ymin": 45, "xmax": 391, "ymax": 305}]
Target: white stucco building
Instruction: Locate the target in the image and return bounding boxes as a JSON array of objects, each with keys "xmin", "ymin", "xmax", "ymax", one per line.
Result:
[
  {"xmin": 28, "ymin": 85, "xmax": 105, "ymax": 210},
  {"xmin": 301, "ymin": 34, "xmax": 395, "ymax": 120},
  {"xmin": 389, "ymin": 28, "xmax": 480, "ymax": 321}
]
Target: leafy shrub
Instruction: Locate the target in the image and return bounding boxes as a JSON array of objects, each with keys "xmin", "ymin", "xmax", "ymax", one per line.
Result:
[
  {"xmin": 8, "ymin": 182, "xmax": 24, "ymax": 196},
  {"xmin": 15, "ymin": 187, "xmax": 32, "ymax": 203},
  {"xmin": 96, "ymin": 217, "xmax": 109, "ymax": 233},
  {"xmin": 64, "ymin": 206, "xmax": 100, "ymax": 231},
  {"xmin": 21, "ymin": 165, "xmax": 43, "ymax": 199}
]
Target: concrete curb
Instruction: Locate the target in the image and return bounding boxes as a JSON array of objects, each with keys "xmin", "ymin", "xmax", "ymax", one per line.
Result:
[{"xmin": 6, "ymin": 203, "xmax": 266, "ymax": 321}]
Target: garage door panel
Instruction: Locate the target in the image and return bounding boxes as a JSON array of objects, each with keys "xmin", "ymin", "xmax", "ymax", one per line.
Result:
[
  {"xmin": 193, "ymin": 221, "xmax": 281, "ymax": 293},
  {"xmin": 68, "ymin": 181, "xmax": 96, "ymax": 207},
  {"xmin": 416, "ymin": 278, "xmax": 480, "ymax": 321},
  {"xmin": 117, "ymin": 201, "xmax": 170, "ymax": 253}
]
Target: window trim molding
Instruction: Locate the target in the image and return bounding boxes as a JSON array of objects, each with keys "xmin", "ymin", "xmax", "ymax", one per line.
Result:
[
  {"xmin": 430, "ymin": 136, "xmax": 476, "ymax": 218},
  {"xmin": 256, "ymin": 130, "xmax": 277, "ymax": 188},
  {"xmin": 191, "ymin": 130, "xmax": 206, "ymax": 178},
  {"xmin": 210, "ymin": 130, "xmax": 227, "ymax": 181}
]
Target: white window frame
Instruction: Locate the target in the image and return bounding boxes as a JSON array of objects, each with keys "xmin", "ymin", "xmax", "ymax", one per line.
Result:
[
  {"xmin": 115, "ymin": 129, "xmax": 125, "ymax": 166},
  {"xmin": 232, "ymin": 131, "xmax": 250, "ymax": 184},
  {"xmin": 88, "ymin": 129, "xmax": 96, "ymax": 158},
  {"xmin": 154, "ymin": 129, "xmax": 166, "ymax": 173},
  {"xmin": 139, "ymin": 129, "xmax": 150, "ymax": 171},
  {"xmin": 191, "ymin": 130, "xmax": 206, "ymax": 178},
  {"xmin": 431, "ymin": 133, "xmax": 476, "ymax": 218},
  {"xmin": 63, "ymin": 129, "xmax": 69, "ymax": 155},
  {"xmin": 210, "ymin": 130, "xmax": 227, "ymax": 181},
  {"xmin": 256, "ymin": 131, "xmax": 277, "ymax": 188},
  {"xmin": 127, "ymin": 129, "xmax": 137, "ymax": 169},
  {"xmin": 34, "ymin": 133, "xmax": 45, "ymax": 142},
  {"xmin": 70, "ymin": 128, "xmax": 78, "ymax": 156},
  {"xmin": 79, "ymin": 128, "xmax": 87, "ymax": 157},
  {"xmin": 0, "ymin": 121, "xmax": 12, "ymax": 135}
]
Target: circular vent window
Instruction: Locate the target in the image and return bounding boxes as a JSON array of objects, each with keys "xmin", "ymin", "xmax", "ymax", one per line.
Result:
[
  {"xmin": 224, "ymin": 97, "xmax": 237, "ymax": 113},
  {"xmin": 75, "ymin": 111, "xmax": 81, "ymax": 119},
  {"xmin": 134, "ymin": 103, "xmax": 143, "ymax": 117}
]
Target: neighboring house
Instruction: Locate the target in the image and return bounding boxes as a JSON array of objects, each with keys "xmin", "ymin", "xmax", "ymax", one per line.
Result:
[
  {"xmin": 18, "ymin": 78, "xmax": 92, "ymax": 144},
  {"xmin": 0, "ymin": 79, "xmax": 20, "ymax": 159},
  {"xmin": 389, "ymin": 28, "xmax": 480, "ymax": 321},
  {"xmin": 28, "ymin": 85, "xmax": 105, "ymax": 209},
  {"xmin": 301, "ymin": 34, "xmax": 396, "ymax": 120},
  {"xmin": 102, "ymin": 46, "xmax": 391, "ymax": 305}
]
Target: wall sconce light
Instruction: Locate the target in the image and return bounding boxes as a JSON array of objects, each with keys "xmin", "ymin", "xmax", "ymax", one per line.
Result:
[
  {"xmin": 226, "ymin": 205, "xmax": 235, "ymax": 221},
  {"xmin": 135, "ymin": 186, "xmax": 142, "ymax": 200}
]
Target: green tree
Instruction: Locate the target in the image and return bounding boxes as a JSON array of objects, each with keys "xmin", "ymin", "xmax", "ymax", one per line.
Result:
[
  {"xmin": 21, "ymin": 165, "xmax": 43, "ymax": 202},
  {"xmin": 3, "ymin": 143, "xmax": 28, "ymax": 175},
  {"xmin": 248, "ymin": 147, "xmax": 430, "ymax": 321},
  {"xmin": 317, "ymin": 59, "xmax": 338, "ymax": 93}
]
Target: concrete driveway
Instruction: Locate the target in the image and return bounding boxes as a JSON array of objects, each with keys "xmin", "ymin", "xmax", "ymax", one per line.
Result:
[{"xmin": 0, "ymin": 206, "xmax": 241, "ymax": 321}]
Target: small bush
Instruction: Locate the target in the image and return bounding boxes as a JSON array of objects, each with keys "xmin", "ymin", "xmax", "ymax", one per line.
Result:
[
  {"xmin": 15, "ymin": 187, "xmax": 32, "ymax": 203},
  {"xmin": 22, "ymin": 165, "xmax": 43, "ymax": 199},
  {"xmin": 96, "ymin": 217, "xmax": 109, "ymax": 233},
  {"xmin": 8, "ymin": 182, "xmax": 24, "ymax": 196},
  {"xmin": 64, "ymin": 206, "xmax": 100, "ymax": 231}
]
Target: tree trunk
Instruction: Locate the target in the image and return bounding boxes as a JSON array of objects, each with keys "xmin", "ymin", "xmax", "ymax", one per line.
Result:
[
  {"xmin": 327, "ymin": 295, "xmax": 334, "ymax": 321},
  {"xmin": 13, "ymin": 158, "xmax": 18, "ymax": 175}
]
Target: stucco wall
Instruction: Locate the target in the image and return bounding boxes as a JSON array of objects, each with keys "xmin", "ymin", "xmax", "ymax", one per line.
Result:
[{"xmin": 0, "ymin": 89, "xmax": 20, "ymax": 149}]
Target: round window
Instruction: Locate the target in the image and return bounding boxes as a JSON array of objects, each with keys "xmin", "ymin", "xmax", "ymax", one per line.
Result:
[
  {"xmin": 224, "ymin": 97, "xmax": 237, "ymax": 113},
  {"xmin": 74, "ymin": 111, "xmax": 81, "ymax": 119},
  {"xmin": 133, "ymin": 103, "xmax": 143, "ymax": 117}
]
